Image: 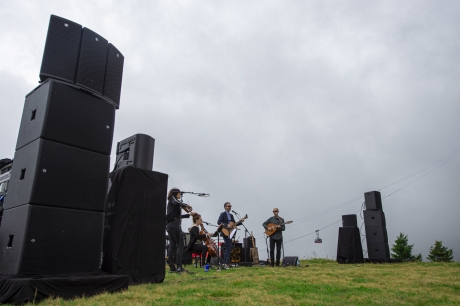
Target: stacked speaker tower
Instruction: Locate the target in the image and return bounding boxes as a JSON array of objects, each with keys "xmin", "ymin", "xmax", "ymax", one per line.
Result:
[
  {"xmin": 363, "ymin": 191, "xmax": 390, "ymax": 261},
  {"xmin": 336, "ymin": 214, "xmax": 364, "ymax": 263},
  {"xmin": 0, "ymin": 15, "xmax": 123, "ymax": 275}
]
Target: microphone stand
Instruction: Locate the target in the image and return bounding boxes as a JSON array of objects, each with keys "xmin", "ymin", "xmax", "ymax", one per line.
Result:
[{"xmin": 234, "ymin": 212, "xmax": 250, "ymax": 240}]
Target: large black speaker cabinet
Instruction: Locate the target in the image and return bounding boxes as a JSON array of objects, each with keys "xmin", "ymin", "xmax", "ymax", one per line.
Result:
[
  {"xmin": 103, "ymin": 44, "xmax": 124, "ymax": 109},
  {"xmin": 75, "ymin": 27, "xmax": 108, "ymax": 95},
  {"xmin": 16, "ymin": 79, "xmax": 115, "ymax": 154},
  {"xmin": 39, "ymin": 15, "xmax": 82, "ymax": 83},
  {"xmin": 363, "ymin": 210, "xmax": 386, "ymax": 227},
  {"xmin": 243, "ymin": 237, "xmax": 256, "ymax": 249},
  {"xmin": 220, "ymin": 243, "xmax": 242, "ymax": 262},
  {"xmin": 282, "ymin": 256, "xmax": 299, "ymax": 266},
  {"xmin": 365, "ymin": 226, "xmax": 388, "ymax": 243},
  {"xmin": 5, "ymin": 139, "xmax": 109, "ymax": 211},
  {"xmin": 342, "ymin": 214, "xmax": 357, "ymax": 227},
  {"xmin": 367, "ymin": 242, "xmax": 390, "ymax": 260},
  {"xmin": 364, "ymin": 191, "xmax": 382, "ymax": 210},
  {"xmin": 337, "ymin": 227, "xmax": 364, "ymax": 264},
  {"xmin": 114, "ymin": 134, "xmax": 155, "ymax": 171},
  {"xmin": 102, "ymin": 166, "xmax": 168, "ymax": 284},
  {"xmin": 0, "ymin": 204, "xmax": 103, "ymax": 275}
]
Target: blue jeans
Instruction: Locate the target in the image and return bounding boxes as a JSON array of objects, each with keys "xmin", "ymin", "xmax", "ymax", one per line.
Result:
[{"xmin": 223, "ymin": 236, "xmax": 232, "ymax": 264}]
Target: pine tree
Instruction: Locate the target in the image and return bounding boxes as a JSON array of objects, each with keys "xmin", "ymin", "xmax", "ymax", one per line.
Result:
[
  {"xmin": 391, "ymin": 232, "xmax": 422, "ymax": 262},
  {"xmin": 427, "ymin": 240, "xmax": 454, "ymax": 262}
]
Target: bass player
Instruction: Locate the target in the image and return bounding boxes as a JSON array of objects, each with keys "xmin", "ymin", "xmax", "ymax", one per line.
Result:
[
  {"xmin": 262, "ymin": 207, "xmax": 285, "ymax": 267},
  {"xmin": 217, "ymin": 202, "xmax": 244, "ymax": 268}
]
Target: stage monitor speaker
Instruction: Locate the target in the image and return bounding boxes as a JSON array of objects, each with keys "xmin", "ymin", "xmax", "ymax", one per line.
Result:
[
  {"xmin": 367, "ymin": 242, "xmax": 390, "ymax": 260},
  {"xmin": 5, "ymin": 138, "xmax": 109, "ymax": 211},
  {"xmin": 364, "ymin": 191, "xmax": 382, "ymax": 210},
  {"xmin": 337, "ymin": 227, "xmax": 364, "ymax": 264},
  {"xmin": 103, "ymin": 43, "xmax": 124, "ymax": 109},
  {"xmin": 363, "ymin": 210, "xmax": 386, "ymax": 227},
  {"xmin": 114, "ymin": 134, "xmax": 155, "ymax": 171},
  {"xmin": 16, "ymin": 79, "xmax": 115, "ymax": 155},
  {"xmin": 0, "ymin": 204, "xmax": 103, "ymax": 275},
  {"xmin": 102, "ymin": 166, "xmax": 168, "ymax": 284},
  {"xmin": 76, "ymin": 27, "xmax": 108, "ymax": 95},
  {"xmin": 365, "ymin": 226, "xmax": 388, "ymax": 243},
  {"xmin": 342, "ymin": 214, "xmax": 357, "ymax": 227},
  {"xmin": 39, "ymin": 15, "xmax": 82, "ymax": 83},
  {"xmin": 282, "ymin": 256, "xmax": 298, "ymax": 266}
]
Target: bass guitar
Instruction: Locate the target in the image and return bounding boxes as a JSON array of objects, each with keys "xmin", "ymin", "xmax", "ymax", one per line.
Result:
[
  {"xmin": 265, "ymin": 220, "xmax": 293, "ymax": 236},
  {"xmin": 221, "ymin": 214, "xmax": 248, "ymax": 238}
]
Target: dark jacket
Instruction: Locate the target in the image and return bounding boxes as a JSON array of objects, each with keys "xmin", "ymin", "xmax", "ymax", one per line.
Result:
[
  {"xmin": 185, "ymin": 226, "xmax": 207, "ymax": 252},
  {"xmin": 217, "ymin": 211, "xmax": 235, "ymax": 228},
  {"xmin": 166, "ymin": 197, "xmax": 190, "ymax": 222},
  {"xmin": 262, "ymin": 216, "xmax": 285, "ymax": 240}
]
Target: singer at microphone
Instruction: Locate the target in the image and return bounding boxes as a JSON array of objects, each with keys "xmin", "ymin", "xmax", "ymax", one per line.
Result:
[{"xmin": 217, "ymin": 202, "xmax": 245, "ymax": 269}]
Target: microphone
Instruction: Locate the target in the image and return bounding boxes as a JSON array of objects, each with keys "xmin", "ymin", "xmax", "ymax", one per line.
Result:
[
  {"xmin": 232, "ymin": 210, "xmax": 239, "ymax": 215},
  {"xmin": 203, "ymin": 221, "xmax": 210, "ymax": 225},
  {"xmin": 198, "ymin": 193, "xmax": 210, "ymax": 197}
]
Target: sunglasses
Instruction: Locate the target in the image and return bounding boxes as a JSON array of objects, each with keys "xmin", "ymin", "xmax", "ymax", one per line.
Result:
[{"xmin": 273, "ymin": 211, "xmax": 279, "ymax": 212}]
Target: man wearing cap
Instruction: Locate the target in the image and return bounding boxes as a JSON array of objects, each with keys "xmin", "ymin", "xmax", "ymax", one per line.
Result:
[{"xmin": 262, "ymin": 208, "xmax": 285, "ymax": 267}]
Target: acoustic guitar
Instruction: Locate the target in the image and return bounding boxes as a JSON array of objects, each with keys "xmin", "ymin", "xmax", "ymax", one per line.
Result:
[
  {"xmin": 221, "ymin": 214, "xmax": 248, "ymax": 238},
  {"xmin": 265, "ymin": 220, "xmax": 293, "ymax": 236}
]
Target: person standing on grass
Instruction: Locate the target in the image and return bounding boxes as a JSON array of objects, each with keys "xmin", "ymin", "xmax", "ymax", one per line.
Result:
[
  {"xmin": 262, "ymin": 207, "xmax": 285, "ymax": 267},
  {"xmin": 166, "ymin": 188, "xmax": 193, "ymax": 273}
]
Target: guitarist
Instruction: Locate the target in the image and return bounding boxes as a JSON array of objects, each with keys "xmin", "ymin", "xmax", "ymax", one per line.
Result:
[
  {"xmin": 262, "ymin": 208, "xmax": 285, "ymax": 267},
  {"xmin": 217, "ymin": 202, "xmax": 244, "ymax": 268}
]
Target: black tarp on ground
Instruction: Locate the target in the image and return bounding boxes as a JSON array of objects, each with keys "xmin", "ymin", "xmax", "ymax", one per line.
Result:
[
  {"xmin": 336, "ymin": 227, "xmax": 364, "ymax": 264},
  {"xmin": 102, "ymin": 166, "xmax": 168, "ymax": 284},
  {"xmin": 0, "ymin": 272, "xmax": 128, "ymax": 304}
]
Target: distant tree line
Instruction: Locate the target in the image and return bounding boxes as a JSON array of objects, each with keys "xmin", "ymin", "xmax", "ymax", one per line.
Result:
[{"xmin": 390, "ymin": 232, "xmax": 454, "ymax": 262}]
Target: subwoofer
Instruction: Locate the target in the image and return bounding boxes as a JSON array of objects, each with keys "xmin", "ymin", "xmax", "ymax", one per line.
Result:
[
  {"xmin": 282, "ymin": 256, "xmax": 298, "ymax": 266},
  {"xmin": 5, "ymin": 138, "xmax": 109, "ymax": 211},
  {"xmin": 336, "ymin": 227, "xmax": 364, "ymax": 264},
  {"xmin": 363, "ymin": 210, "xmax": 386, "ymax": 227},
  {"xmin": 367, "ymin": 242, "xmax": 390, "ymax": 260},
  {"xmin": 0, "ymin": 204, "xmax": 103, "ymax": 275},
  {"xmin": 364, "ymin": 191, "xmax": 382, "ymax": 210},
  {"xmin": 103, "ymin": 43, "xmax": 124, "ymax": 109},
  {"xmin": 39, "ymin": 15, "xmax": 82, "ymax": 83},
  {"xmin": 16, "ymin": 79, "xmax": 115, "ymax": 154},
  {"xmin": 75, "ymin": 27, "xmax": 108, "ymax": 95}
]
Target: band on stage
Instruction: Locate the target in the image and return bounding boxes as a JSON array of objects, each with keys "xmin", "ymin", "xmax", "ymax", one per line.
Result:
[{"xmin": 165, "ymin": 188, "xmax": 291, "ymax": 272}]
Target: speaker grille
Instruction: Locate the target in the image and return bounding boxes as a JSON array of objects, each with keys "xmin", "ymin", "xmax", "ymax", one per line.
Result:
[
  {"xmin": 0, "ymin": 204, "xmax": 103, "ymax": 275},
  {"xmin": 16, "ymin": 80, "xmax": 115, "ymax": 154},
  {"xmin": 103, "ymin": 44, "xmax": 124, "ymax": 108},
  {"xmin": 76, "ymin": 28, "xmax": 108, "ymax": 95},
  {"xmin": 40, "ymin": 15, "xmax": 82, "ymax": 83},
  {"xmin": 5, "ymin": 139, "xmax": 109, "ymax": 211}
]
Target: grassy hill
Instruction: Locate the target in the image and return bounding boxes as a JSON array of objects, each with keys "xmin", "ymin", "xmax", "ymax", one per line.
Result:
[{"xmin": 37, "ymin": 259, "xmax": 459, "ymax": 305}]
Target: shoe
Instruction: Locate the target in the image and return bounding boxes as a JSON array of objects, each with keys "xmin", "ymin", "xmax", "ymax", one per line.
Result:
[
  {"xmin": 168, "ymin": 264, "xmax": 177, "ymax": 272},
  {"xmin": 221, "ymin": 264, "xmax": 229, "ymax": 270},
  {"xmin": 176, "ymin": 267, "xmax": 186, "ymax": 273}
]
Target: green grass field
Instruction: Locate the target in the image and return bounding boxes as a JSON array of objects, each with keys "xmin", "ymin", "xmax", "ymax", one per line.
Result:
[{"xmin": 36, "ymin": 259, "xmax": 460, "ymax": 305}]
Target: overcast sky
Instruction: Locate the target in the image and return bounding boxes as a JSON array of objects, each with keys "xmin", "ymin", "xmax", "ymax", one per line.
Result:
[{"xmin": 1, "ymin": 1, "xmax": 459, "ymax": 261}]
